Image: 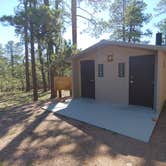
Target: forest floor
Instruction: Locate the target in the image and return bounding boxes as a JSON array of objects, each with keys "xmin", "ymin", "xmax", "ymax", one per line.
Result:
[{"xmin": 0, "ymin": 91, "xmax": 166, "ymax": 166}]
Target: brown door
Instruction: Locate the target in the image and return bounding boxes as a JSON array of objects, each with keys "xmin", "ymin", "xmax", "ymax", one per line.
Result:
[
  {"xmin": 129, "ymin": 55, "xmax": 155, "ymax": 108},
  {"xmin": 81, "ymin": 60, "xmax": 95, "ymax": 99}
]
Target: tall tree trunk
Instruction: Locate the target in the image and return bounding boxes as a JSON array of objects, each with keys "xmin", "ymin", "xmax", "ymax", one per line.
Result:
[
  {"xmin": 30, "ymin": 0, "xmax": 38, "ymax": 101},
  {"xmin": 7, "ymin": 41, "xmax": 14, "ymax": 78},
  {"xmin": 10, "ymin": 47, "xmax": 14, "ymax": 77},
  {"xmin": 50, "ymin": 64, "xmax": 56, "ymax": 99},
  {"xmin": 44, "ymin": 0, "xmax": 49, "ymax": 5},
  {"xmin": 128, "ymin": 25, "xmax": 132, "ymax": 43},
  {"xmin": 46, "ymin": 49, "xmax": 50, "ymax": 90},
  {"xmin": 30, "ymin": 21, "xmax": 38, "ymax": 101},
  {"xmin": 55, "ymin": 0, "xmax": 60, "ymax": 9},
  {"xmin": 24, "ymin": 0, "xmax": 30, "ymax": 92},
  {"xmin": 43, "ymin": 0, "xmax": 50, "ymax": 90},
  {"xmin": 122, "ymin": 0, "xmax": 126, "ymax": 42},
  {"xmin": 71, "ymin": 0, "xmax": 77, "ymax": 48},
  {"xmin": 48, "ymin": 41, "xmax": 56, "ymax": 99},
  {"xmin": 38, "ymin": 38, "xmax": 47, "ymax": 92},
  {"xmin": 44, "ymin": 0, "xmax": 56, "ymax": 98}
]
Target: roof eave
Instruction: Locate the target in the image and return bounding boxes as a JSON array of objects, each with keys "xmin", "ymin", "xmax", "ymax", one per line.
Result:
[{"xmin": 67, "ymin": 40, "xmax": 166, "ymax": 61}]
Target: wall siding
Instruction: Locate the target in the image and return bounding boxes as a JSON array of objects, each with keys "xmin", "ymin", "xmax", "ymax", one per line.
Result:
[
  {"xmin": 73, "ymin": 45, "xmax": 158, "ymax": 110},
  {"xmin": 156, "ymin": 51, "xmax": 166, "ymax": 112}
]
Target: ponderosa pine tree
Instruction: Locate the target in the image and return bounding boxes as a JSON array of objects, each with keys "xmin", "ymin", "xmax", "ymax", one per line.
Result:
[
  {"xmin": 108, "ymin": 0, "xmax": 151, "ymax": 43},
  {"xmin": 0, "ymin": 41, "xmax": 25, "ymax": 91},
  {"xmin": 70, "ymin": 0, "xmax": 109, "ymax": 48},
  {"xmin": 71, "ymin": 0, "xmax": 77, "ymax": 48},
  {"xmin": 23, "ymin": 0, "xmax": 31, "ymax": 92},
  {"xmin": 155, "ymin": 0, "xmax": 166, "ymax": 44},
  {"xmin": 0, "ymin": 0, "xmax": 31, "ymax": 92},
  {"xmin": 29, "ymin": 0, "xmax": 38, "ymax": 101},
  {"xmin": 5, "ymin": 41, "xmax": 14, "ymax": 76},
  {"xmin": 125, "ymin": 0, "xmax": 152, "ymax": 43}
]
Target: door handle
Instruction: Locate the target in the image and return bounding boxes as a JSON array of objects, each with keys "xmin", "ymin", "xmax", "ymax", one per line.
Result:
[{"xmin": 130, "ymin": 80, "xmax": 134, "ymax": 84}]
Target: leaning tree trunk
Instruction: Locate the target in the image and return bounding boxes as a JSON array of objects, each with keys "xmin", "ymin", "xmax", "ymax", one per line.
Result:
[
  {"xmin": 38, "ymin": 38, "xmax": 47, "ymax": 92},
  {"xmin": 71, "ymin": 0, "xmax": 77, "ymax": 48},
  {"xmin": 30, "ymin": 21, "xmax": 38, "ymax": 101}
]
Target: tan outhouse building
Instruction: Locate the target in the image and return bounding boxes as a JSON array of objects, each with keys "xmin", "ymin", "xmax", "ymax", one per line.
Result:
[{"xmin": 69, "ymin": 40, "xmax": 166, "ymax": 113}]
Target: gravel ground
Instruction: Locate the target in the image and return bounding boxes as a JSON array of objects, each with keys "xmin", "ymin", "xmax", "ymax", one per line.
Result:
[{"xmin": 0, "ymin": 101, "xmax": 166, "ymax": 166}]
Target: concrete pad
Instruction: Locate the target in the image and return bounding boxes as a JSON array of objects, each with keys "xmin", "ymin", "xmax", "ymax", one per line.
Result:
[{"xmin": 43, "ymin": 98, "xmax": 158, "ymax": 142}]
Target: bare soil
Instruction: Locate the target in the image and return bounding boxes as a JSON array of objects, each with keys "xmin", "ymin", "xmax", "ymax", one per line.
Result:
[{"xmin": 0, "ymin": 93, "xmax": 166, "ymax": 166}]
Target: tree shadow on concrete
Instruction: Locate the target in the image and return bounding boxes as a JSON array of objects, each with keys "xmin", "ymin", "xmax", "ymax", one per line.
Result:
[
  {"xmin": 0, "ymin": 105, "xmax": 117, "ymax": 165},
  {"xmin": 0, "ymin": 100, "xmax": 166, "ymax": 166},
  {"xmin": 53, "ymin": 106, "xmax": 166, "ymax": 166}
]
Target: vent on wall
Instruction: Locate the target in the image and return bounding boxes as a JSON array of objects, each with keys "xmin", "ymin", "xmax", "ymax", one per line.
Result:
[
  {"xmin": 98, "ymin": 64, "xmax": 104, "ymax": 77},
  {"xmin": 118, "ymin": 63, "xmax": 125, "ymax": 78},
  {"xmin": 156, "ymin": 33, "xmax": 162, "ymax": 46}
]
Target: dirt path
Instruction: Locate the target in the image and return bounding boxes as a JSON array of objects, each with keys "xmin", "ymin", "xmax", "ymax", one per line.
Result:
[{"xmin": 0, "ymin": 101, "xmax": 166, "ymax": 166}]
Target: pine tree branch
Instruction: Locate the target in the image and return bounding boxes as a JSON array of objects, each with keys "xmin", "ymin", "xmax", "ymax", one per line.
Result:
[
  {"xmin": 77, "ymin": 7, "xmax": 94, "ymax": 18},
  {"xmin": 77, "ymin": 15, "xmax": 96, "ymax": 25}
]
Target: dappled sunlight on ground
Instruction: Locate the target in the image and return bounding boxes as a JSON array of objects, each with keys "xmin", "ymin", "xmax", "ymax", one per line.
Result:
[{"xmin": 0, "ymin": 94, "xmax": 166, "ymax": 165}]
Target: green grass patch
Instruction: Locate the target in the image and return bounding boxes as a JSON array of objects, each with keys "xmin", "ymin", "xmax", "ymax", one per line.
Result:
[
  {"xmin": 27, "ymin": 160, "xmax": 34, "ymax": 166},
  {"xmin": 0, "ymin": 161, "xmax": 3, "ymax": 166}
]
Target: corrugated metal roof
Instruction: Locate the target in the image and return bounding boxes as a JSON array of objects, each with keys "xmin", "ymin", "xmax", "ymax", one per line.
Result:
[{"xmin": 68, "ymin": 40, "xmax": 166, "ymax": 60}]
